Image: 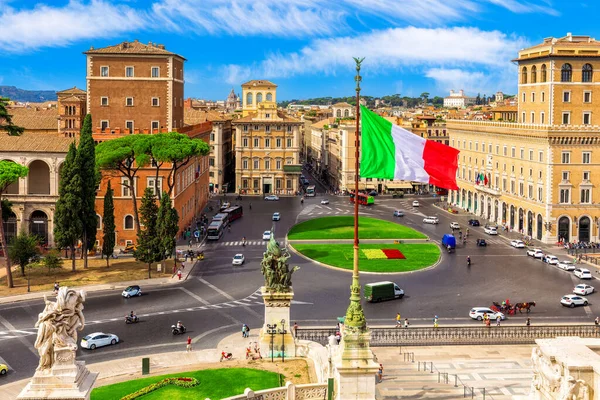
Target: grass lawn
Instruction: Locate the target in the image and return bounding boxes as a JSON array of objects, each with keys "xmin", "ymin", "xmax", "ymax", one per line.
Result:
[
  {"xmin": 0, "ymin": 257, "xmax": 170, "ymax": 297},
  {"xmin": 292, "ymin": 243, "xmax": 440, "ymax": 273},
  {"xmin": 287, "ymin": 216, "xmax": 426, "ymax": 240},
  {"xmin": 91, "ymin": 368, "xmax": 282, "ymax": 400}
]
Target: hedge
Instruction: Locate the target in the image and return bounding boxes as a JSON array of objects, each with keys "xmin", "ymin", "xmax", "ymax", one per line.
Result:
[{"xmin": 120, "ymin": 377, "xmax": 199, "ymax": 400}]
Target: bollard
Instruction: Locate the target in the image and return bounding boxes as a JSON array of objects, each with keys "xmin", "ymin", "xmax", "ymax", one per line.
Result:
[
  {"xmin": 142, "ymin": 357, "xmax": 150, "ymax": 375},
  {"xmin": 483, "ymin": 388, "xmax": 486, "ymax": 400},
  {"xmin": 418, "ymin": 361, "xmax": 421, "ymax": 371},
  {"xmin": 455, "ymin": 374, "xmax": 458, "ymax": 388},
  {"xmin": 464, "ymin": 386, "xmax": 466, "ymax": 397},
  {"xmin": 411, "ymin": 353, "xmax": 415, "ymax": 363},
  {"xmin": 438, "ymin": 372, "xmax": 440, "ymax": 383},
  {"xmin": 430, "ymin": 362, "xmax": 434, "ymax": 373},
  {"xmin": 471, "ymin": 387, "xmax": 474, "ymax": 399}
]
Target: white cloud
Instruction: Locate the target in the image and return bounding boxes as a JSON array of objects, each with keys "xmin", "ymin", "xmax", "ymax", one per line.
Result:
[
  {"xmin": 486, "ymin": 0, "xmax": 559, "ymax": 15},
  {"xmin": 0, "ymin": 0, "xmax": 145, "ymax": 52}
]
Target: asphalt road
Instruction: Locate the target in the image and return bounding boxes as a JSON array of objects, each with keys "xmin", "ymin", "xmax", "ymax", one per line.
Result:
[{"xmin": 0, "ymin": 189, "xmax": 597, "ymax": 384}]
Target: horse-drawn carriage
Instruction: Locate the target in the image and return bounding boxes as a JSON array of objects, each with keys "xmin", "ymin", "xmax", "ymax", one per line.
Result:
[{"xmin": 491, "ymin": 300, "xmax": 536, "ymax": 315}]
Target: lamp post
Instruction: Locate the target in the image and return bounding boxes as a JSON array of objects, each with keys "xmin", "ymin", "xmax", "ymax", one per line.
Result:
[
  {"xmin": 266, "ymin": 323, "xmax": 277, "ymax": 362},
  {"xmin": 279, "ymin": 319, "xmax": 287, "ymax": 363}
]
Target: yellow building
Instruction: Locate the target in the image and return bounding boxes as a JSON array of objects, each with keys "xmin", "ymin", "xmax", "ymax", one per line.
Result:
[
  {"xmin": 449, "ymin": 33, "xmax": 600, "ymax": 244},
  {"xmin": 232, "ymin": 80, "xmax": 303, "ymax": 195}
]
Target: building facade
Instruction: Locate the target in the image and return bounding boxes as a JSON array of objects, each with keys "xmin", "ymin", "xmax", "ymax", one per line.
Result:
[
  {"xmin": 57, "ymin": 87, "xmax": 86, "ymax": 138},
  {"xmin": 233, "ymin": 80, "xmax": 302, "ymax": 195},
  {"xmin": 443, "ymin": 90, "xmax": 476, "ymax": 108},
  {"xmin": 449, "ymin": 33, "xmax": 600, "ymax": 244}
]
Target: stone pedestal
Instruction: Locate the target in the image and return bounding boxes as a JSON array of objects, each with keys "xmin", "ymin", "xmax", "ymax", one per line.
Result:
[
  {"xmin": 18, "ymin": 346, "xmax": 98, "ymax": 400},
  {"xmin": 334, "ymin": 327, "xmax": 379, "ymax": 400},
  {"xmin": 260, "ymin": 286, "xmax": 296, "ymax": 359}
]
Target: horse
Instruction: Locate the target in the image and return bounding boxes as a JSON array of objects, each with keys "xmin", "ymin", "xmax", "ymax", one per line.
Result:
[{"xmin": 515, "ymin": 301, "xmax": 536, "ymax": 314}]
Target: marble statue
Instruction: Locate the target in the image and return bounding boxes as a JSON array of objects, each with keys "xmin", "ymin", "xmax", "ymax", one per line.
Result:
[
  {"xmin": 260, "ymin": 233, "xmax": 299, "ymax": 292},
  {"xmin": 34, "ymin": 287, "xmax": 86, "ymax": 372}
]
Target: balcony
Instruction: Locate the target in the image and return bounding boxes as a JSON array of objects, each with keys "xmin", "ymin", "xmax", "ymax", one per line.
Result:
[
  {"xmin": 475, "ymin": 184, "xmax": 500, "ymax": 196},
  {"xmin": 283, "ymin": 164, "xmax": 302, "ymax": 174}
]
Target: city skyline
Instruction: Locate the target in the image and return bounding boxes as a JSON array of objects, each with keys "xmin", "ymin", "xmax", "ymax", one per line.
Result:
[{"xmin": 0, "ymin": 0, "xmax": 597, "ymax": 100}]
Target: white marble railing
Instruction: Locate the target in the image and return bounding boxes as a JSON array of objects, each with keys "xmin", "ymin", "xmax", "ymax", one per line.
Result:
[{"xmin": 219, "ymin": 382, "xmax": 328, "ymax": 400}]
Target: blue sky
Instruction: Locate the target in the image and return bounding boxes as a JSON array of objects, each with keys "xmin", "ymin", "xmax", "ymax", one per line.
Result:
[{"xmin": 0, "ymin": 0, "xmax": 596, "ymax": 100}]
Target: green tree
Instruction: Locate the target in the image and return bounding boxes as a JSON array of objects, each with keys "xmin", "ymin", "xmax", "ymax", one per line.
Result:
[
  {"xmin": 43, "ymin": 250, "xmax": 63, "ymax": 273},
  {"xmin": 96, "ymin": 135, "xmax": 152, "ymax": 233},
  {"xmin": 420, "ymin": 92, "xmax": 430, "ymax": 104},
  {"xmin": 156, "ymin": 191, "xmax": 179, "ymax": 273},
  {"xmin": 8, "ymin": 231, "xmax": 40, "ymax": 277},
  {"xmin": 0, "ymin": 97, "xmax": 24, "ymax": 136},
  {"xmin": 134, "ymin": 188, "xmax": 161, "ymax": 279},
  {"xmin": 76, "ymin": 114, "xmax": 99, "ymax": 269},
  {"xmin": 54, "ymin": 143, "xmax": 82, "ymax": 272},
  {"xmin": 0, "ymin": 160, "xmax": 29, "ymax": 287},
  {"xmin": 102, "ymin": 180, "xmax": 116, "ymax": 267}
]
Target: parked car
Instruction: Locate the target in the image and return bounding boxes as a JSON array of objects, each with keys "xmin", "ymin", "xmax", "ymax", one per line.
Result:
[
  {"xmin": 392, "ymin": 192, "xmax": 404, "ymax": 198},
  {"xmin": 476, "ymin": 238, "xmax": 487, "ymax": 246},
  {"xmin": 484, "ymin": 226, "xmax": 498, "ymax": 235},
  {"xmin": 320, "ymin": 199, "xmax": 330, "ymax": 205},
  {"xmin": 561, "ymin": 294, "xmax": 588, "ymax": 308},
  {"xmin": 232, "ymin": 254, "xmax": 245, "ymax": 266},
  {"xmin": 272, "ymin": 212, "xmax": 281, "ymax": 221},
  {"xmin": 574, "ymin": 268, "xmax": 593, "ymax": 279},
  {"xmin": 264, "ymin": 195, "xmax": 279, "ymax": 201},
  {"xmin": 469, "ymin": 307, "xmax": 505, "ymax": 321},
  {"xmin": 526, "ymin": 248, "xmax": 544, "ymax": 258},
  {"xmin": 80, "ymin": 332, "xmax": 119, "ymax": 350},
  {"xmin": 557, "ymin": 260, "xmax": 576, "ymax": 271},
  {"xmin": 364, "ymin": 281, "xmax": 404, "ymax": 302},
  {"xmin": 368, "ymin": 191, "xmax": 378, "ymax": 196},
  {"xmin": 468, "ymin": 219, "xmax": 480, "ymax": 226},
  {"xmin": 412, "ymin": 200, "xmax": 420, "ymax": 207},
  {"xmin": 542, "ymin": 255, "xmax": 559, "ymax": 265},
  {"xmin": 573, "ymin": 284, "xmax": 594, "ymax": 296},
  {"xmin": 262, "ymin": 231, "xmax": 271, "ymax": 240},
  {"xmin": 393, "ymin": 210, "xmax": 404, "ymax": 217},
  {"xmin": 510, "ymin": 240, "xmax": 525, "ymax": 248},
  {"xmin": 423, "ymin": 216, "xmax": 439, "ymax": 224},
  {"xmin": 450, "ymin": 222, "xmax": 460, "ymax": 230},
  {"xmin": 0, "ymin": 363, "xmax": 7, "ymax": 375},
  {"xmin": 121, "ymin": 285, "xmax": 142, "ymax": 298}
]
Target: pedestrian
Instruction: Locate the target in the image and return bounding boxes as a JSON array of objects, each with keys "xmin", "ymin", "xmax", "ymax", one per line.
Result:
[
  {"xmin": 485, "ymin": 318, "xmax": 491, "ymax": 328},
  {"xmin": 188, "ymin": 239, "xmax": 192, "ymax": 249},
  {"xmin": 53, "ymin": 282, "xmax": 60, "ymax": 293},
  {"xmin": 293, "ymin": 322, "xmax": 298, "ymax": 337},
  {"xmin": 496, "ymin": 316, "xmax": 501, "ymax": 327},
  {"xmin": 403, "ymin": 318, "xmax": 409, "ymax": 328},
  {"xmin": 180, "ymin": 262, "xmax": 185, "ymax": 270},
  {"xmin": 184, "ymin": 252, "xmax": 188, "ymax": 262},
  {"xmin": 186, "ymin": 336, "xmax": 192, "ymax": 352},
  {"xmin": 526, "ymin": 317, "xmax": 531, "ymax": 327},
  {"xmin": 433, "ymin": 315, "xmax": 439, "ymax": 328},
  {"xmin": 377, "ymin": 364, "xmax": 383, "ymax": 383},
  {"xmin": 395, "ymin": 313, "xmax": 401, "ymax": 328},
  {"xmin": 177, "ymin": 269, "xmax": 182, "ymax": 280},
  {"xmin": 249, "ymin": 202, "xmax": 252, "ymax": 210},
  {"xmin": 595, "ymin": 317, "xmax": 599, "ymax": 326}
]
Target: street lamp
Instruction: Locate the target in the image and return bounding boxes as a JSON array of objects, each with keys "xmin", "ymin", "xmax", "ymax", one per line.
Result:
[
  {"xmin": 279, "ymin": 319, "xmax": 287, "ymax": 363},
  {"xmin": 266, "ymin": 323, "xmax": 278, "ymax": 362}
]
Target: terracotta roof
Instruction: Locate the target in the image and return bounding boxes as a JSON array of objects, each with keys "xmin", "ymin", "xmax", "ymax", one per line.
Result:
[
  {"xmin": 0, "ymin": 133, "xmax": 74, "ymax": 153},
  {"xmin": 241, "ymin": 80, "xmax": 277, "ymax": 87},
  {"xmin": 233, "ymin": 111, "xmax": 300, "ymax": 124},
  {"xmin": 57, "ymin": 87, "xmax": 86, "ymax": 95},
  {"xmin": 84, "ymin": 40, "xmax": 185, "ymax": 60},
  {"xmin": 492, "ymin": 106, "xmax": 518, "ymax": 112},
  {"xmin": 7, "ymin": 107, "xmax": 58, "ymax": 130},
  {"xmin": 184, "ymin": 109, "xmax": 231, "ymax": 125},
  {"xmin": 59, "ymin": 95, "xmax": 85, "ymax": 103},
  {"xmin": 332, "ymin": 102, "xmax": 352, "ymax": 108},
  {"xmin": 311, "ymin": 117, "xmax": 335, "ymax": 129}
]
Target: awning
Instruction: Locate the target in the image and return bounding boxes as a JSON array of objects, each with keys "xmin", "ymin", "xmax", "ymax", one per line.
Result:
[{"xmin": 386, "ymin": 183, "xmax": 413, "ymax": 189}]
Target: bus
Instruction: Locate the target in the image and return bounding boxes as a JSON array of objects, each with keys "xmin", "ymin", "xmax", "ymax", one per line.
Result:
[
  {"xmin": 206, "ymin": 221, "xmax": 225, "ymax": 240},
  {"xmin": 212, "ymin": 213, "xmax": 229, "ymax": 226},
  {"xmin": 306, "ymin": 185, "xmax": 316, "ymax": 197},
  {"xmin": 222, "ymin": 205, "xmax": 243, "ymax": 223},
  {"xmin": 350, "ymin": 192, "xmax": 375, "ymax": 206}
]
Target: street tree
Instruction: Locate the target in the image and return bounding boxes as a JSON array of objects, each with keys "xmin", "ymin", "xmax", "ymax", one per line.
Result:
[
  {"xmin": 76, "ymin": 114, "xmax": 99, "ymax": 269},
  {"xmin": 43, "ymin": 250, "xmax": 63, "ymax": 273},
  {"xmin": 54, "ymin": 143, "xmax": 82, "ymax": 271},
  {"xmin": 134, "ymin": 188, "xmax": 161, "ymax": 279},
  {"xmin": 8, "ymin": 231, "xmax": 40, "ymax": 277},
  {"xmin": 156, "ymin": 191, "xmax": 179, "ymax": 272},
  {"xmin": 0, "ymin": 97, "xmax": 24, "ymax": 136},
  {"xmin": 96, "ymin": 135, "xmax": 152, "ymax": 233},
  {"xmin": 0, "ymin": 160, "xmax": 29, "ymax": 287},
  {"xmin": 101, "ymin": 180, "xmax": 116, "ymax": 266}
]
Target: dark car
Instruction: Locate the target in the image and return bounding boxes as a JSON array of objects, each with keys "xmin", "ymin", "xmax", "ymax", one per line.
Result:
[
  {"xmin": 368, "ymin": 190, "xmax": 378, "ymax": 196},
  {"xmin": 468, "ymin": 219, "xmax": 480, "ymax": 226},
  {"xmin": 392, "ymin": 192, "xmax": 404, "ymax": 198},
  {"xmin": 476, "ymin": 238, "xmax": 487, "ymax": 246}
]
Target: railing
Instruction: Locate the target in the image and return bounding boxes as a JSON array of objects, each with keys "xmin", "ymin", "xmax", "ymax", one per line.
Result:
[
  {"xmin": 220, "ymin": 382, "xmax": 327, "ymax": 400},
  {"xmin": 296, "ymin": 325, "xmax": 600, "ymax": 346},
  {"xmin": 416, "ymin": 359, "xmax": 495, "ymax": 400}
]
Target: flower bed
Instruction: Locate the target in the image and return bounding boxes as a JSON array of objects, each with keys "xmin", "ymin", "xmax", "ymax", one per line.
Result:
[{"xmin": 120, "ymin": 377, "xmax": 199, "ymax": 400}]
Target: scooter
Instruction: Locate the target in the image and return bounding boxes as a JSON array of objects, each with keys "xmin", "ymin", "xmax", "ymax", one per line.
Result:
[
  {"xmin": 125, "ymin": 315, "xmax": 139, "ymax": 324},
  {"xmin": 220, "ymin": 351, "xmax": 233, "ymax": 362},
  {"xmin": 171, "ymin": 325, "xmax": 186, "ymax": 335}
]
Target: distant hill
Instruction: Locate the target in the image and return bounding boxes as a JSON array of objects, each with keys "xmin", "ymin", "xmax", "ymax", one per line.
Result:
[{"xmin": 0, "ymin": 86, "xmax": 57, "ymax": 102}]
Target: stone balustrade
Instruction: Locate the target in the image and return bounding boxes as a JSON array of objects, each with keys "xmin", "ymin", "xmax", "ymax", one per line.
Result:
[{"xmin": 219, "ymin": 382, "xmax": 328, "ymax": 400}]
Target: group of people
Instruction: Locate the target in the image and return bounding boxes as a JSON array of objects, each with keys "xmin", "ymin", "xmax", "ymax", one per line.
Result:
[
  {"xmin": 395, "ymin": 313, "xmax": 410, "ymax": 328},
  {"xmin": 560, "ymin": 239, "xmax": 599, "ymax": 250}
]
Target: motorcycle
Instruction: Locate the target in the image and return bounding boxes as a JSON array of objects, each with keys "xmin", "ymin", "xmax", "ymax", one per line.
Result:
[
  {"xmin": 220, "ymin": 351, "xmax": 233, "ymax": 362},
  {"xmin": 198, "ymin": 251, "xmax": 204, "ymax": 260},
  {"xmin": 125, "ymin": 315, "xmax": 139, "ymax": 324},
  {"xmin": 171, "ymin": 325, "xmax": 187, "ymax": 335}
]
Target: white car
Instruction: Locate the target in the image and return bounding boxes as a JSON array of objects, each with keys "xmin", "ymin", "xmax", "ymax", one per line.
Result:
[
  {"xmin": 393, "ymin": 210, "xmax": 404, "ymax": 217},
  {"xmin": 412, "ymin": 200, "xmax": 420, "ymax": 207},
  {"xmin": 561, "ymin": 294, "xmax": 588, "ymax": 308},
  {"xmin": 450, "ymin": 222, "xmax": 460, "ymax": 230},
  {"xmin": 484, "ymin": 226, "xmax": 498, "ymax": 235},
  {"xmin": 80, "ymin": 332, "xmax": 119, "ymax": 350},
  {"xmin": 543, "ymin": 255, "xmax": 559, "ymax": 265},
  {"xmin": 320, "ymin": 199, "xmax": 329, "ymax": 205},
  {"xmin": 526, "ymin": 248, "xmax": 544, "ymax": 258},
  {"xmin": 264, "ymin": 195, "xmax": 279, "ymax": 201},
  {"xmin": 232, "ymin": 254, "xmax": 245, "ymax": 265},
  {"xmin": 574, "ymin": 284, "xmax": 594, "ymax": 296},
  {"xmin": 557, "ymin": 260, "xmax": 576, "ymax": 271},
  {"xmin": 272, "ymin": 212, "xmax": 281, "ymax": 221},
  {"xmin": 574, "ymin": 268, "xmax": 593, "ymax": 279},
  {"xmin": 221, "ymin": 202, "xmax": 231, "ymax": 209},
  {"xmin": 469, "ymin": 307, "xmax": 505, "ymax": 321},
  {"xmin": 510, "ymin": 240, "xmax": 525, "ymax": 248},
  {"xmin": 121, "ymin": 285, "xmax": 142, "ymax": 298},
  {"xmin": 262, "ymin": 231, "xmax": 271, "ymax": 240},
  {"xmin": 423, "ymin": 216, "xmax": 439, "ymax": 224}
]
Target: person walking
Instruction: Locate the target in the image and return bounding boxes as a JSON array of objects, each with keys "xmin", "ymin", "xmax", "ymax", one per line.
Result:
[
  {"xmin": 526, "ymin": 317, "xmax": 531, "ymax": 327},
  {"xmin": 595, "ymin": 317, "xmax": 599, "ymax": 327},
  {"xmin": 53, "ymin": 282, "xmax": 60, "ymax": 294},
  {"xmin": 177, "ymin": 269, "xmax": 182, "ymax": 280},
  {"xmin": 433, "ymin": 315, "xmax": 439, "ymax": 328},
  {"xmin": 496, "ymin": 315, "xmax": 501, "ymax": 327},
  {"xmin": 377, "ymin": 364, "xmax": 384, "ymax": 383},
  {"xmin": 403, "ymin": 318, "xmax": 409, "ymax": 328},
  {"xmin": 395, "ymin": 313, "xmax": 401, "ymax": 328},
  {"xmin": 485, "ymin": 317, "xmax": 491, "ymax": 328},
  {"xmin": 186, "ymin": 336, "xmax": 192, "ymax": 352},
  {"xmin": 293, "ymin": 322, "xmax": 298, "ymax": 337}
]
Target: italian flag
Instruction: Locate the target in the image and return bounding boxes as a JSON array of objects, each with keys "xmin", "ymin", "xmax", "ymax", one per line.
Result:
[{"xmin": 360, "ymin": 106, "xmax": 460, "ymax": 190}]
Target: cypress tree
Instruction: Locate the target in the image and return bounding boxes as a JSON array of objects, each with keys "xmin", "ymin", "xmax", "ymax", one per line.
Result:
[
  {"xmin": 156, "ymin": 191, "xmax": 179, "ymax": 273},
  {"xmin": 134, "ymin": 188, "xmax": 161, "ymax": 279},
  {"xmin": 102, "ymin": 180, "xmax": 115, "ymax": 267}
]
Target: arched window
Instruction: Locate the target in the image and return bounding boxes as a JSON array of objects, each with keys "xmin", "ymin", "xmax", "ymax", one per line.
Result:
[
  {"xmin": 344, "ymin": 109, "xmax": 349, "ymax": 117},
  {"xmin": 246, "ymin": 92, "xmax": 253, "ymax": 105},
  {"xmin": 540, "ymin": 64, "xmax": 547, "ymax": 82},
  {"xmin": 266, "ymin": 93, "xmax": 273, "ymax": 101},
  {"xmin": 256, "ymin": 93, "xmax": 263, "ymax": 103},
  {"xmin": 531, "ymin": 65, "xmax": 537, "ymax": 83},
  {"xmin": 124, "ymin": 215, "xmax": 134, "ymax": 230},
  {"xmin": 336, "ymin": 109, "xmax": 341, "ymax": 117},
  {"xmin": 561, "ymin": 63, "xmax": 572, "ymax": 82},
  {"xmin": 582, "ymin": 63, "xmax": 593, "ymax": 82},
  {"xmin": 96, "ymin": 214, "xmax": 102, "ymax": 230},
  {"xmin": 521, "ymin": 67, "xmax": 527, "ymax": 84}
]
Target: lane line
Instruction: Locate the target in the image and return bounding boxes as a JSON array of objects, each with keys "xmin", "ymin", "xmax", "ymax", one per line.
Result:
[
  {"xmin": 178, "ymin": 287, "xmax": 211, "ymax": 305},
  {"xmin": 196, "ymin": 277, "xmax": 262, "ymax": 319},
  {"xmin": 0, "ymin": 314, "xmax": 38, "ymax": 356}
]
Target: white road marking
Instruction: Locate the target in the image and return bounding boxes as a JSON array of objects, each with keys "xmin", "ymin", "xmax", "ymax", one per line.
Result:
[
  {"xmin": 0, "ymin": 314, "xmax": 37, "ymax": 355},
  {"xmin": 179, "ymin": 287, "xmax": 211, "ymax": 305}
]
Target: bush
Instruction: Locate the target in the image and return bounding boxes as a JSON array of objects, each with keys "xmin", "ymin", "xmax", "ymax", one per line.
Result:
[
  {"xmin": 120, "ymin": 377, "xmax": 200, "ymax": 400},
  {"xmin": 43, "ymin": 250, "xmax": 63, "ymax": 272}
]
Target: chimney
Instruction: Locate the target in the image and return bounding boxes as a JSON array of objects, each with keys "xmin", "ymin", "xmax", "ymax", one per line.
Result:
[
  {"xmin": 567, "ymin": 32, "xmax": 572, "ymax": 41},
  {"xmin": 158, "ymin": 44, "xmax": 165, "ymax": 49}
]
